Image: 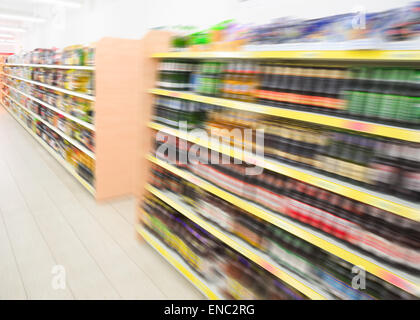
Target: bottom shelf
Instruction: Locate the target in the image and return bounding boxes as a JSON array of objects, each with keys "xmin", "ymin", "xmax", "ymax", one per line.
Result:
[
  {"xmin": 1, "ymin": 103, "xmax": 95, "ymax": 196},
  {"xmin": 136, "ymin": 224, "xmax": 223, "ymax": 300}
]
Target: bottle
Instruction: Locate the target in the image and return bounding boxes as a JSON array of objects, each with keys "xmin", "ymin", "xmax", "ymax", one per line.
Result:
[
  {"xmin": 289, "ymin": 66, "xmax": 302, "ymax": 101},
  {"xmin": 279, "ymin": 65, "xmax": 292, "ymax": 95},
  {"xmin": 367, "ymin": 139, "xmax": 400, "ymax": 194},
  {"xmin": 394, "ymin": 69, "xmax": 416, "ymax": 127},
  {"xmin": 412, "ymin": 70, "xmax": 420, "ymax": 129},
  {"xmin": 363, "ymin": 68, "xmax": 383, "ymax": 122},
  {"xmin": 378, "ymin": 68, "xmax": 403, "ymax": 124},
  {"xmin": 345, "ymin": 67, "xmax": 369, "ymax": 118},
  {"xmin": 398, "ymin": 143, "xmax": 420, "ymax": 201}
]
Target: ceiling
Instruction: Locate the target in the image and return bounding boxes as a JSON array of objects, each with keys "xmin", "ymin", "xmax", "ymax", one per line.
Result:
[{"xmin": 0, "ymin": 0, "xmax": 84, "ymax": 45}]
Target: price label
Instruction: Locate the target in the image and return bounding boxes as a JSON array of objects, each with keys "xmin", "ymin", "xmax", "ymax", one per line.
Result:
[
  {"xmin": 261, "ymin": 261, "xmax": 276, "ymax": 274},
  {"xmin": 346, "ymin": 121, "xmax": 372, "ymax": 133},
  {"xmin": 171, "ymin": 92, "xmax": 181, "ymax": 98}
]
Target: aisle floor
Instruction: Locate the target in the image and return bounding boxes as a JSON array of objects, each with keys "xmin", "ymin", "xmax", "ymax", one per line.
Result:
[{"xmin": 0, "ymin": 107, "xmax": 203, "ymax": 300}]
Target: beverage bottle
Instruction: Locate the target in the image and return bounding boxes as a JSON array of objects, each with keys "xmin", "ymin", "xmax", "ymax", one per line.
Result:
[
  {"xmin": 394, "ymin": 69, "xmax": 416, "ymax": 127},
  {"xmin": 348, "ymin": 136, "xmax": 372, "ymax": 186},
  {"xmin": 258, "ymin": 64, "xmax": 270, "ymax": 104},
  {"xmin": 273, "ymin": 63, "xmax": 283, "ymax": 99},
  {"xmin": 279, "ymin": 65, "xmax": 291, "ymax": 95},
  {"xmin": 298, "ymin": 66, "xmax": 312, "ymax": 112},
  {"xmin": 377, "ymin": 68, "xmax": 403, "ymax": 124},
  {"xmin": 268, "ymin": 64, "xmax": 278, "ymax": 92},
  {"xmin": 411, "ymin": 70, "xmax": 420, "ymax": 129},
  {"xmin": 333, "ymin": 133, "xmax": 353, "ymax": 181},
  {"xmin": 289, "ymin": 66, "xmax": 303, "ymax": 105},
  {"xmin": 367, "ymin": 139, "xmax": 400, "ymax": 194},
  {"xmin": 344, "ymin": 67, "xmax": 369, "ymax": 118},
  {"xmin": 398, "ymin": 142, "xmax": 420, "ymax": 201},
  {"xmin": 248, "ymin": 72, "xmax": 258, "ymax": 103},
  {"xmin": 171, "ymin": 71, "xmax": 178, "ymax": 90},
  {"xmin": 273, "ymin": 64, "xmax": 284, "ymax": 95},
  {"xmin": 363, "ymin": 68, "xmax": 384, "ymax": 122},
  {"xmin": 304, "ymin": 66, "xmax": 316, "ymax": 97},
  {"xmin": 317, "ymin": 131, "xmax": 338, "ymax": 175},
  {"xmin": 323, "ymin": 68, "xmax": 341, "ymax": 116},
  {"xmin": 312, "ymin": 67, "xmax": 327, "ymax": 97}
]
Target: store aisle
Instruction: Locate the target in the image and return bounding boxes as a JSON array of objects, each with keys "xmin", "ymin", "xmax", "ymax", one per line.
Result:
[{"xmin": 0, "ymin": 107, "xmax": 202, "ymax": 300}]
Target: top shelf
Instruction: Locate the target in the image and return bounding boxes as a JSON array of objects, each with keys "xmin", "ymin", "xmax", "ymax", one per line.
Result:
[
  {"xmin": 5, "ymin": 63, "xmax": 94, "ymax": 70},
  {"xmin": 151, "ymin": 50, "xmax": 420, "ymax": 61}
]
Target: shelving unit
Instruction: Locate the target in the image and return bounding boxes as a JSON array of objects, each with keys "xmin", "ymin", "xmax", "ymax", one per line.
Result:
[
  {"xmin": 137, "ymin": 41, "xmax": 420, "ymax": 300},
  {"xmin": 136, "ymin": 223, "xmax": 223, "ymax": 300},
  {"xmin": 148, "ymin": 121, "xmax": 420, "ymax": 222},
  {"xmin": 147, "ymin": 154, "xmax": 419, "ymax": 296},
  {"xmin": 3, "ymin": 83, "xmax": 94, "ymax": 130},
  {"xmin": 3, "ymin": 91, "xmax": 95, "ymax": 159},
  {"xmin": 145, "ymin": 184, "xmax": 330, "ymax": 300},
  {"xmin": 1, "ymin": 37, "xmax": 145, "ymax": 201},
  {"xmin": 0, "ymin": 100, "xmax": 95, "ymax": 195}
]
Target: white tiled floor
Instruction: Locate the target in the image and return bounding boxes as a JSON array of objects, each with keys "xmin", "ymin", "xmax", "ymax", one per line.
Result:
[{"xmin": 0, "ymin": 107, "xmax": 203, "ymax": 300}]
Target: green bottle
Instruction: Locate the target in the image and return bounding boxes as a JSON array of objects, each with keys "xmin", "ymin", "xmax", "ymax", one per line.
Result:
[
  {"xmin": 363, "ymin": 68, "xmax": 383, "ymax": 121},
  {"xmin": 394, "ymin": 69, "xmax": 414, "ymax": 126},
  {"xmin": 406, "ymin": 70, "xmax": 420, "ymax": 128},
  {"xmin": 347, "ymin": 67, "xmax": 369, "ymax": 117},
  {"xmin": 378, "ymin": 68, "xmax": 402, "ymax": 122}
]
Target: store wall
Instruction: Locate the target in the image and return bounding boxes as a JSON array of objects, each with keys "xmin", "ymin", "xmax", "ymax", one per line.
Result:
[{"xmin": 19, "ymin": 0, "xmax": 413, "ymax": 52}]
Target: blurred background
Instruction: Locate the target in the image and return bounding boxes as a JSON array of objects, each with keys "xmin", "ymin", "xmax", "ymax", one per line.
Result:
[{"xmin": 0, "ymin": 0, "xmax": 419, "ymax": 301}]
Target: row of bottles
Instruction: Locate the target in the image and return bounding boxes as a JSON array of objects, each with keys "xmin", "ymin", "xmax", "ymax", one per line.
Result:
[
  {"xmin": 157, "ymin": 60, "xmax": 420, "ymax": 128},
  {"xmin": 141, "ymin": 192, "xmax": 308, "ymax": 300},
  {"xmin": 152, "ymin": 135, "xmax": 420, "ymax": 273},
  {"xmin": 148, "ymin": 164, "xmax": 417, "ymax": 299},
  {"xmin": 153, "ymin": 97, "xmax": 420, "ymax": 202}
]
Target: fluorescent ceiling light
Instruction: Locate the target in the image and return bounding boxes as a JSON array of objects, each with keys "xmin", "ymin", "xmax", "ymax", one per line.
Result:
[
  {"xmin": 0, "ymin": 13, "xmax": 45, "ymax": 23},
  {"xmin": 0, "ymin": 26, "xmax": 26, "ymax": 33},
  {"xmin": 0, "ymin": 34, "xmax": 14, "ymax": 38},
  {"xmin": 32, "ymin": 0, "xmax": 82, "ymax": 8},
  {"xmin": 0, "ymin": 39, "xmax": 17, "ymax": 43}
]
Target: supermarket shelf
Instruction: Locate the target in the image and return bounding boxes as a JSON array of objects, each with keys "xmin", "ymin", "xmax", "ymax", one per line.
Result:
[
  {"xmin": 4, "ymin": 83, "xmax": 95, "ymax": 131},
  {"xmin": 150, "ymin": 88, "xmax": 420, "ymax": 143},
  {"xmin": 152, "ymin": 50, "xmax": 420, "ymax": 61},
  {"xmin": 145, "ymin": 184, "xmax": 331, "ymax": 300},
  {"xmin": 3, "ymin": 92, "xmax": 95, "ymax": 159},
  {"xmin": 147, "ymin": 154, "xmax": 420, "ymax": 297},
  {"xmin": 149, "ymin": 122, "xmax": 420, "ymax": 222},
  {"xmin": 135, "ymin": 223, "xmax": 223, "ymax": 300},
  {"xmin": 1, "ymin": 102, "xmax": 95, "ymax": 196},
  {"xmin": 5, "ymin": 63, "xmax": 94, "ymax": 70},
  {"xmin": 2, "ymin": 73, "xmax": 95, "ymax": 101}
]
